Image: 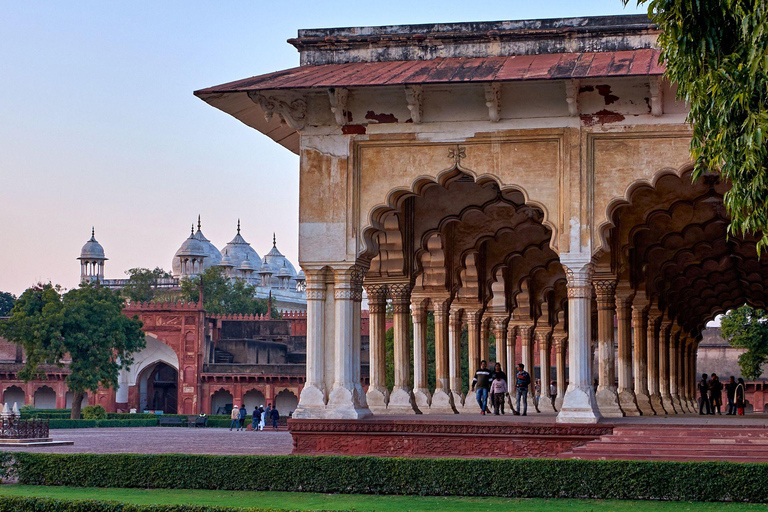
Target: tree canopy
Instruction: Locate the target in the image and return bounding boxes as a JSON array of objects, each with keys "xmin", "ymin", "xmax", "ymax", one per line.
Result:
[
  {"xmin": 0, "ymin": 283, "xmax": 146, "ymax": 418},
  {"xmin": 720, "ymin": 305, "xmax": 768, "ymax": 380},
  {"xmin": 180, "ymin": 267, "xmax": 272, "ymax": 316},
  {"xmin": 630, "ymin": 0, "xmax": 768, "ymax": 250},
  {"xmin": 0, "ymin": 291, "xmax": 16, "ymax": 316},
  {"xmin": 122, "ymin": 267, "xmax": 172, "ymax": 303}
]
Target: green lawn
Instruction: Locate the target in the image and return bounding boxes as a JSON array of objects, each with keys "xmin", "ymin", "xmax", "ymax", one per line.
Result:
[{"xmin": 0, "ymin": 486, "xmax": 765, "ymax": 512}]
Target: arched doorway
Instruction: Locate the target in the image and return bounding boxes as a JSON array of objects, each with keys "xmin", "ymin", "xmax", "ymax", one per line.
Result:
[
  {"xmin": 3, "ymin": 386, "xmax": 24, "ymax": 407},
  {"xmin": 138, "ymin": 362, "xmax": 178, "ymax": 413},
  {"xmin": 274, "ymin": 390, "xmax": 298, "ymax": 416},
  {"xmin": 211, "ymin": 389, "xmax": 233, "ymax": 415},
  {"xmin": 33, "ymin": 386, "xmax": 56, "ymax": 409},
  {"xmin": 243, "ymin": 389, "xmax": 265, "ymax": 414}
]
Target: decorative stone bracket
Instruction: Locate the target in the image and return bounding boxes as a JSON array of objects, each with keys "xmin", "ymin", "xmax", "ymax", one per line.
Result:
[{"xmin": 247, "ymin": 91, "xmax": 307, "ymax": 130}]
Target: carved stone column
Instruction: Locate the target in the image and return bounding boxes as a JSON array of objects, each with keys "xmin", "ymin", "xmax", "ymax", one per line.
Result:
[
  {"xmin": 506, "ymin": 323, "xmax": 517, "ymax": 403},
  {"xmin": 294, "ymin": 270, "xmax": 328, "ymax": 418},
  {"xmin": 646, "ymin": 310, "xmax": 664, "ymax": 414},
  {"xmin": 364, "ymin": 284, "xmax": 388, "ymax": 412},
  {"xmin": 669, "ymin": 326, "xmax": 682, "ymax": 412},
  {"xmin": 448, "ymin": 307, "xmax": 464, "ymax": 409},
  {"xmin": 327, "ymin": 265, "xmax": 370, "ymax": 419},
  {"xmin": 388, "ymin": 284, "xmax": 416, "ymax": 413},
  {"xmin": 554, "ymin": 335, "xmax": 567, "ymax": 410},
  {"xmin": 492, "ymin": 315, "xmax": 508, "ymax": 378},
  {"xmin": 429, "ymin": 298, "xmax": 455, "ymax": 413},
  {"xmin": 688, "ymin": 340, "xmax": 698, "ymax": 411},
  {"xmin": 535, "ymin": 327, "xmax": 554, "ymax": 411},
  {"xmin": 594, "ymin": 279, "xmax": 622, "ymax": 417},
  {"xmin": 480, "ymin": 317, "xmax": 491, "ymax": 363},
  {"xmin": 658, "ymin": 321, "xmax": 675, "ymax": 413},
  {"xmin": 632, "ymin": 298, "xmax": 654, "ymax": 415},
  {"xmin": 615, "ymin": 286, "xmax": 639, "ymax": 415},
  {"xmin": 517, "ymin": 324, "xmax": 535, "ymax": 400},
  {"xmin": 411, "ymin": 298, "xmax": 430, "ymax": 412},
  {"xmin": 466, "ymin": 309, "xmax": 482, "ymax": 387},
  {"xmin": 557, "ymin": 259, "xmax": 601, "ymax": 424}
]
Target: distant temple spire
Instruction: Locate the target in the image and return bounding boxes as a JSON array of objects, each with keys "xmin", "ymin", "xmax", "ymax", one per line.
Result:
[
  {"xmin": 91, "ymin": 226, "xmax": 95, "ymax": 238},
  {"xmin": 273, "ymin": 232, "xmax": 276, "ymax": 247},
  {"xmin": 237, "ymin": 218, "xmax": 241, "ymax": 235},
  {"xmin": 198, "ymin": 215, "xmax": 202, "ymax": 231},
  {"xmin": 191, "ymin": 224, "xmax": 195, "ymax": 235}
]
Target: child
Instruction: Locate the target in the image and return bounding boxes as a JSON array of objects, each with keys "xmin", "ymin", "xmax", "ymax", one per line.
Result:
[{"xmin": 490, "ymin": 373, "xmax": 508, "ymax": 415}]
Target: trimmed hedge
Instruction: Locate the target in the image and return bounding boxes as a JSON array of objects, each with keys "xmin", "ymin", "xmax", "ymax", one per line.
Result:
[
  {"xmin": 0, "ymin": 496, "xmax": 328, "ymax": 512},
  {"xmin": 48, "ymin": 419, "xmax": 159, "ymax": 429},
  {"xmin": 7, "ymin": 452, "xmax": 768, "ymax": 502}
]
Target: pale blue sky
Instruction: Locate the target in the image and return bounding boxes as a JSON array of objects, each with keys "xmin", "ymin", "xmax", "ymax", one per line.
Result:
[{"xmin": 0, "ymin": 1, "xmax": 645, "ymax": 296}]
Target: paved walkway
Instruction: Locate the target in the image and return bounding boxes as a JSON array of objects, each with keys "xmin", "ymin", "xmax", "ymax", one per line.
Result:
[{"xmin": 0, "ymin": 428, "xmax": 294, "ymax": 455}]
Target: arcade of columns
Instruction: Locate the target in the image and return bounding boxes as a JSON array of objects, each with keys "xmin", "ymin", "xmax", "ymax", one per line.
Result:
[{"xmin": 195, "ymin": 16, "xmax": 768, "ymax": 423}]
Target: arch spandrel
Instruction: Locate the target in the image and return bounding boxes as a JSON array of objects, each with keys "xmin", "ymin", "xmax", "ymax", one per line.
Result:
[
  {"xmin": 591, "ymin": 130, "xmax": 693, "ymax": 257},
  {"xmin": 356, "ymin": 136, "xmax": 562, "ymax": 259}
]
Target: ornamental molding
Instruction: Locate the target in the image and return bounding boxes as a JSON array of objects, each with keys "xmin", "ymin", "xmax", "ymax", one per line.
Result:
[
  {"xmin": 328, "ymin": 87, "xmax": 349, "ymax": 126},
  {"xmin": 404, "ymin": 85, "xmax": 423, "ymax": 124},
  {"xmin": 649, "ymin": 77, "xmax": 663, "ymax": 117},
  {"xmin": 565, "ymin": 79, "xmax": 579, "ymax": 117},
  {"xmin": 248, "ymin": 92, "xmax": 307, "ymax": 131},
  {"xmin": 305, "ymin": 290, "xmax": 326, "ymax": 300},
  {"xmin": 483, "ymin": 82, "xmax": 501, "ymax": 123},
  {"xmin": 388, "ymin": 283, "xmax": 412, "ymax": 303}
]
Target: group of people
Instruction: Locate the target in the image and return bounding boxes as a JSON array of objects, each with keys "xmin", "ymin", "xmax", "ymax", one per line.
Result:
[
  {"xmin": 229, "ymin": 403, "xmax": 280, "ymax": 431},
  {"xmin": 470, "ymin": 360, "xmax": 533, "ymax": 416},
  {"xmin": 698, "ymin": 373, "xmax": 747, "ymax": 415}
]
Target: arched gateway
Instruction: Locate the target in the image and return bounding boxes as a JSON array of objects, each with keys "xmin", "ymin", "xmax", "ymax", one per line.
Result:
[{"xmin": 195, "ymin": 15, "xmax": 768, "ymax": 424}]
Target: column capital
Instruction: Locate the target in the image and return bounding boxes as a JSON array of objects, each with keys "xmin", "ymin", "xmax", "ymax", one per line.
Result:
[
  {"xmin": 431, "ymin": 297, "xmax": 451, "ymax": 318},
  {"xmin": 535, "ymin": 327, "xmax": 553, "ymax": 346},
  {"xmin": 333, "ymin": 264, "xmax": 368, "ymax": 302},
  {"xmin": 491, "ymin": 314, "xmax": 509, "ymax": 331},
  {"xmin": 615, "ymin": 283, "xmax": 636, "ymax": 306},
  {"xmin": 388, "ymin": 283, "xmax": 412, "ymax": 303},
  {"xmin": 562, "ymin": 259, "xmax": 594, "ymax": 299},
  {"xmin": 593, "ymin": 279, "xmax": 617, "ymax": 310},
  {"xmin": 464, "ymin": 308, "xmax": 483, "ymax": 324},
  {"xmin": 364, "ymin": 284, "xmax": 388, "ymax": 304}
]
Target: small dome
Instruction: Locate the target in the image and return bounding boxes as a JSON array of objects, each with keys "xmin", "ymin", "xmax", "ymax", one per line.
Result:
[
  {"xmin": 262, "ymin": 234, "xmax": 297, "ymax": 277},
  {"xmin": 219, "ymin": 249, "xmax": 234, "ymax": 268},
  {"xmin": 172, "ymin": 217, "xmax": 221, "ymax": 276},
  {"xmin": 239, "ymin": 254, "xmax": 256, "ymax": 271},
  {"xmin": 176, "ymin": 227, "xmax": 207, "ymax": 258},
  {"xmin": 78, "ymin": 228, "xmax": 107, "ymax": 261},
  {"xmin": 297, "ymin": 270, "xmax": 306, "ymax": 280},
  {"xmin": 277, "ymin": 262, "xmax": 292, "ymax": 278},
  {"xmin": 257, "ymin": 257, "xmax": 273, "ymax": 275},
  {"xmin": 193, "ymin": 216, "xmax": 222, "ymax": 267}
]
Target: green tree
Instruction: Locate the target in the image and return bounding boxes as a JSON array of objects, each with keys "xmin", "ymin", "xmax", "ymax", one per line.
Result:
[
  {"xmin": 0, "ymin": 291, "xmax": 16, "ymax": 316},
  {"xmin": 0, "ymin": 283, "xmax": 145, "ymax": 419},
  {"xmin": 721, "ymin": 305, "xmax": 768, "ymax": 380},
  {"xmin": 180, "ymin": 267, "xmax": 272, "ymax": 316},
  {"xmin": 122, "ymin": 267, "xmax": 172, "ymax": 303},
  {"xmin": 628, "ymin": 0, "xmax": 768, "ymax": 250}
]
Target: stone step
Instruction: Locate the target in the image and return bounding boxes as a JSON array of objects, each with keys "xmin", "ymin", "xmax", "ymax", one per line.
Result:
[
  {"xmin": 572, "ymin": 445, "xmax": 768, "ymax": 456},
  {"xmin": 565, "ymin": 453, "xmax": 768, "ymax": 462},
  {"xmin": 600, "ymin": 437, "xmax": 768, "ymax": 445}
]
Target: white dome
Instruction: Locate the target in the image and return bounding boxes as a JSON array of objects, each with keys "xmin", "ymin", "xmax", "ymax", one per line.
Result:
[
  {"xmin": 172, "ymin": 223, "xmax": 210, "ymax": 276},
  {"xmin": 193, "ymin": 217, "xmax": 222, "ymax": 268},
  {"xmin": 78, "ymin": 228, "xmax": 107, "ymax": 261},
  {"xmin": 221, "ymin": 221, "xmax": 261, "ymax": 274},
  {"xmin": 260, "ymin": 234, "xmax": 298, "ymax": 288}
]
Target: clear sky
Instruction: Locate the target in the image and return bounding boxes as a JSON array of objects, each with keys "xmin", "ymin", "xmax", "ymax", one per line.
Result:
[{"xmin": 0, "ymin": 1, "xmax": 645, "ymax": 297}]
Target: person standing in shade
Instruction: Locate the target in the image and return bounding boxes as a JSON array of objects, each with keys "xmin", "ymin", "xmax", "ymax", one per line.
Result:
[
  {"xmin": 549, "ymin": 380, "xmax": 557, "ymax": 408},
  {"xmin": 229, "ymin": 405, "xmax": 240, "ymax": 431},
  {"xmin": 490, "ymin": 372, "xmax": 507, "ymax": 415},
  {"xmin": 470, "ymin": 360, "xmax": 492, "ymax": 415},
  {"xmin": 258, "ymin": 405, "xmax": 265, "ymax": 430},
  {"xmin": 698, "ymin": 373, "xmax": 712, "ymax": 415},
  {"xmin": 514, "ymin": 363, "xmax": 531, "ymax": 416},
  {"xmin": 251, "ymin": 405, "xmax": 260, "ymax": 431},
  {"xmin": 270, "ymin": 407, "xmax": 280, "ymax": 429},
  {"xmin": 264, "ymin": 403, "xmax": 272, "ymax": 427},
  {"xmin": 709, "ymin": 373, "xmax": 723, "ymax": 415},
  {"xmin": 735, "ymin": 378, "xmax": 746, "ymax": 416},
  {"xmin": 726, "ymin": 376, "xmax": 737, "ymax": 415},
  {"xmin": 238, "ymin": 403, "xmax": 247, "ymax": 430},
  {"xmin": 533, "ymin": 379, "xmax": 542, "ymax": 413}
]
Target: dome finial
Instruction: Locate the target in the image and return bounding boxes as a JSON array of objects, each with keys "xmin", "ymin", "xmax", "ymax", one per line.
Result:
[
  {"xmin": 197, "ymin": 215, "xmax": 201, "ymax": 232},
  {"xmin": 237, "ymin": 219, "xmax": 241, "ymax": 235},
  {"xmin": 91, "ymin": 226, "xmax": 95, "ymax": 239},
  {"xmin": 191, "ymin": 224, "xmax": 195, "ymax": 236},
  {"xmin": 273, "ymin": 232, "xmax": 276, "ymax": 248}
]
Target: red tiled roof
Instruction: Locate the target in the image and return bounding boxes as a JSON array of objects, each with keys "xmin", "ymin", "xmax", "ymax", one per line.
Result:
[{"xmin": 195, "ymin": 49, "xmax": 663, "ymax": 95}]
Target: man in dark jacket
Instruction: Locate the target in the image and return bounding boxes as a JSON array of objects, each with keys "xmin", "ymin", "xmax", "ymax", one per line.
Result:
[
  {"xmin": 515, "ymin": 363, "xmax": 531, "ymax": 416},
  {"xmin": 470, "ymin": 360, "xmax": 492, "ymax": 415},
  {"xmin": 726, "ymin": 376, "xmax": 737, "ymax": 415},
  {"xmin": 238, "ymin": 403, "xmax": 247, "ymax": 430},
  {"xmin": 698, "ymin": 374, "xmax": 711, "ymax": 415},
  {"xmin": 270, "ymin": 407, "xmax": 280, "ymax": 430}
]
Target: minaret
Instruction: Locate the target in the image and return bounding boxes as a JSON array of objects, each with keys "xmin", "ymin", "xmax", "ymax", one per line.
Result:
[{"xmin": 78, "ymin": 227, "xmax": 107, "ymax": 283}]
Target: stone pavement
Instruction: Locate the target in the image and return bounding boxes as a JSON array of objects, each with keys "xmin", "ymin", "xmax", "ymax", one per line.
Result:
[{"xmin": 0, "ymin": 428, "xmax": 294, "ymax": 455}]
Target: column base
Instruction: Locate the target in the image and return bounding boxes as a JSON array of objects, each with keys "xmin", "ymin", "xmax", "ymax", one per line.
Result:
[
  {"xmin": 649, "ymin": 393, "xmax": 666, "ymax": 415},
  {"xmin": 326, "ymin": 386, "xmax": 371, "ymax": 419},
  {"xmin": 450, "ymin": 391, "xmax": 464, "ymax": 411},
  {"xmin": 556, "ymin": 386, "xmax": 602, "ymax": 424},
  {"xmin": 413, "ymin": 387, "xmax": 431, "ymax": 412},
  {"xmin": 426, "ymin": 389, "xmax": 457, "ymax": 414},
  {"xmin": 660, "ymin": 394, "xmax": 677, "ymax": 414},
  {"xmin": 688, "ymin": 398, "xmax": 698, "ymax": 413},
  {"xmin": 538, "ymin": 395, "xmax": 555, "ymax": 412},
  {"xmin": 380, "ymin": 387, "xmax": 419, "ymax": 414},
  {"xmin": 595, "ymin": 388, "xmax": 624, "ymax": 417},
  {"xmin": 634, "ymin": 391, "xmax": 655, "ymax": 415},
  {"xmin": 618, "ymin": 389, "xmax": 641, "ymax": 416},
  {"xmin": 293, "ymin": 384, "xmax": 326, "ymax": 419},
  {"xmin": 555, "ymin": 395, "xmax": 564, "ymax": 411},
  {"xmin": 366, "ymin": 386, "xmax": 389, "ymax": 411}
]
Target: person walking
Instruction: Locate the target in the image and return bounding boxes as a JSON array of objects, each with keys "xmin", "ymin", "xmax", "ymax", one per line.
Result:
[
  {"xmin": 238, "ymin": 403, "xmax": 247, "ymax": 429},
  {"xmin": 735, "ymin": 378, "xmax": 746, "ymax": 416},
  {"xmin": 264, "ymin": 403, "xmax": 272, "ymax": 426},
  {"xmin": 514, "ymin": 363, "xmax": 531, "ymax": 416},
  {"xmin": 490, "ymin": 373, "xmax": 507, "ymax": 415},
  {"xmin": 726, "ymin": 376, "xmax": 737, "ymax": 415},
  {"xmin": 258, "ymin": 405, "xmax": 265, "ymax": 430},
  {"xmin": 470, "ymin": 360, "xmax": 493, "ymax": 415},
  {"xmin": 533, "ymin": 379, "xmax": 542, "ymax": 413},
  {"xmin": 251, "ymin": 405, "xmax": 260, "ymax": 431},
  {"xmin": 698, "ymin": 373, "xmax": 712, "ymax": 415},
  {"xmin": 549, "ymin": 380, "xmax": 557, "ymax": 408},
  {"xmin": 270, "ymin": 407, "xmax": 280, "ymax": 429},
  {"xmin": 709, "ymin": 374, "xmax": 723, "ymax": 415},
  {"xmin": 229, "ymin": 405, "xmax": 240, "ymax": 431}
]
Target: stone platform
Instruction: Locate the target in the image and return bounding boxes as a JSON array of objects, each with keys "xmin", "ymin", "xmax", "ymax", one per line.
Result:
[
  {"xmin": 0, "ymin": 438, "xmax": 73, "ymax": 447},
  {"xmin": 288, "ymin": 417, "xmax": 613, "ymax": 458}
]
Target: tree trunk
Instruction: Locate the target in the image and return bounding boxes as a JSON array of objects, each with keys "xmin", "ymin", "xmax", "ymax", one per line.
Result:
[{"xmin": 70, "ymin": 391, "xmax": 86, "ymax": 419}]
